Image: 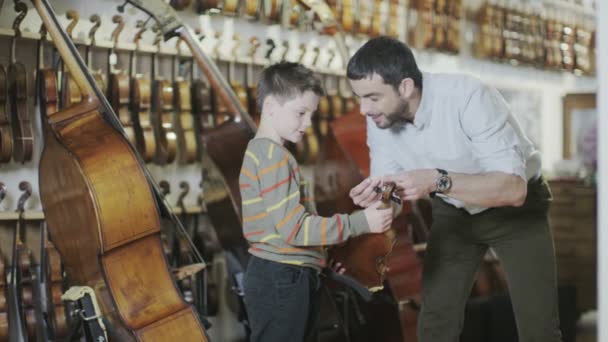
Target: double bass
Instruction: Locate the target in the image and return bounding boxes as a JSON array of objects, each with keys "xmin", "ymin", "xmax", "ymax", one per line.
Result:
[{"xmin": 33, "ymin": 0, "xmax": 209, "ymax": 340}]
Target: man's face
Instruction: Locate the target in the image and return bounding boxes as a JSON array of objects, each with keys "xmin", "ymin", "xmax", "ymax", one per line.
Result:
[{"xmin": 349, "ymin": 73, "xmax": 409, "ymax": 129}]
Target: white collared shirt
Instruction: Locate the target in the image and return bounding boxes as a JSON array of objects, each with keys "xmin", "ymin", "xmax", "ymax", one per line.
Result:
[{"xmin": 367, "ymin": 72, "xmax": 541, "ymax": 214}]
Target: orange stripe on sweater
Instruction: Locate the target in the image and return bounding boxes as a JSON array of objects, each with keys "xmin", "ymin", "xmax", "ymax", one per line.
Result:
[
  {"xmin": 260, "ymin": 166, "xmax": 300, "ymax": 195},
  {"xmin": 241, "ymin": 168, "xmax": 258, "ymax": 181},
  {"xmin": 259, "ymin": 155, "xmax": 289, "ymax": 175},
  {"xmin": 261, "ymin": 175, "xmax": 293, "ymax": 195},
  {"xmin": 286, "ymin": 221, "xmax": 301, "ymax": 244},
  {"xmin": 277, "ymin": 205, "xmax": 304, "ymax": 229},
  {"xmin": 321, "ymin": 218, "xmax": 327, "ymax": 245},
  {"xmin": 243, "ymin": 212, "xmax": 268, "ymax": 222},
  {"xmin": 244, "ymin": 230, "xmax": 265, "ymax": 238},
  {"xmin": 278, "ymin": 246, "xmax": 309, "ymax": 253},
  {"xmin": 240, "ymin": 183, "xmax": 251, "ymax": 189}
]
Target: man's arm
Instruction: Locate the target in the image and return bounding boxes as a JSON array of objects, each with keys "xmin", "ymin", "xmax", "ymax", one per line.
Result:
[{"xmin": 384, "ymin": 169, "xmax": 527, "ymax": 208}]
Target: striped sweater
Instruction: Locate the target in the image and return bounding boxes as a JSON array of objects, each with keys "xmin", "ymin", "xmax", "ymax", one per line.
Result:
[{"xmin": 239, "ymin": 138, "xmax": 370, "ymax": 270}]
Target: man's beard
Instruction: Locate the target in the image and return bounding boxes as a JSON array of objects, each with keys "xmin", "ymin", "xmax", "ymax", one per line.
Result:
[{"xmin": 377, "ymin": 98, "xmax": 410, "ymax": 129}]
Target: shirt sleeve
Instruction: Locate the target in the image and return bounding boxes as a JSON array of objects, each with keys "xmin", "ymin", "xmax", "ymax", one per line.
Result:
[
  {"xmin": 459, "ymin": 84, "xmax": 527, "ymax": 181},
  {"xmin": 257, "ymin": 148, "xmax": 370, "ymax": 247}
]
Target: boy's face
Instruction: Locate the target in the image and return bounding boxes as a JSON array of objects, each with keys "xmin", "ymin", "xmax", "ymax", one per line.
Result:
[{"xmin": 267, "ymin": 90, "xmax": 319, "ymax": 144}]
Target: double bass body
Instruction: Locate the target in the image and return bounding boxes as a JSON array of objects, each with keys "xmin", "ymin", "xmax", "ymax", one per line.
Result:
[{"xmin": 34, "ymin": 0, "xmax": 208, "ymax": 340}]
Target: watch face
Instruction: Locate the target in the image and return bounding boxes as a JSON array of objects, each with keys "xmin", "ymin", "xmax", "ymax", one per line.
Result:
[{"xmin": 437, "ymin": 175, "xmax": 451, "ymax": 192}]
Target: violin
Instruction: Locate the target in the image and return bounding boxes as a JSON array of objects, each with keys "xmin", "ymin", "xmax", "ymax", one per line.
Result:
[
  {"xmin": 34, "ymin": 0, "xmax": 209, "ymax": 339},
  {"xmin": 7, "ymin": 182, "xmax": 33, "ymax": 342},
  {"xmin": 223, "ymin": 0, "xmax": 240, "ymax": 15},
  {"xmin": 192, "ymin": 79, "xmax": 214, "ymax": 163},
  {"xmin": 341, "ymin": 0, "xmax": 354, "ymax": 33},
  {"xmin": 130, "ymin": 23, "xmax": 157, "ymax": 163},
  {"xmin": 433, "ymin": 0, "xmax": 447, "ymax": 49},
  {"xmin": 419, "ymin": 0, "xmax": 436, "ymax": 49},
  {"xmin": 173, "ymin": 42, "xmax": 199, "ymax": 164},
  {"xmin": 43, "ymin": 225, "xmax": 71, "ymax": 338},
  {"xmin": 8, "ymin": 5, "xmax": 34, "ymax": 164},
  {"xmin": 357, "ymin": 1, "xmax": 372, "ymax": 36},
  {"xmin": 151, "ymin": 35, "xmax": 178, "ymax": 165},
  {"xmin": 62, "ymin": 10, "xmax": 83, "ymax": 109},
  {"xmin": 243, "ymin": 0, "xmax": 259, "ymax": 18},
  {"xmin": 370, "ymin": 0, "xmax": 384, "ymax": 37},
  {"xmin": 0, "ymin": 66, "xmax": 12, "ymax": 163},
  {"xmin": 194, "ymin": 0, "xmax": 220, "ymax": 14},
  {"xmin": 108, "ymin": 15, "xmax": 139, "ymax": 152},
  {"xmin": 87, "ymin": 15, "xmax": 108, "ymax": 94},
  {"xmin": 0, "ymin": 210, "xmax": 8, "ymax": 341},
  {"xmin": 263, "ymin": 0, "xmax": 282, "ymax": 23},
  {"xmin": 191, "ymin": 77, "xmax": 214, "ymax": 145},
  {"xmin": 445, "ymin": 0, "xmax": 462, "ymax": 53}
]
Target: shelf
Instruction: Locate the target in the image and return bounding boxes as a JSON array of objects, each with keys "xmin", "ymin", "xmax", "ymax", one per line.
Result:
[
  {"xmin": 0, "ymin": 211, "xmax": 45, "ymax": 221},
  {"xmin": 0, "ymin": 26, "xmax": 346, "ymax": 76},
  {"xmin": 0, "ymin": 205, "xmax": 205, "ymax": 221}
]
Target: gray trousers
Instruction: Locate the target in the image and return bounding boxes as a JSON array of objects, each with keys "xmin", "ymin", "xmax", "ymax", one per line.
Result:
[{"xmin": 417, "ymin": 177, "xmax": 563, "ymax": 342}]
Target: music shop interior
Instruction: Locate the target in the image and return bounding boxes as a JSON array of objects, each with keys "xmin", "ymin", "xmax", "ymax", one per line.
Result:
[{"xmin": 0, "ymin": 0, "xmax": 605, "ymax": 341}]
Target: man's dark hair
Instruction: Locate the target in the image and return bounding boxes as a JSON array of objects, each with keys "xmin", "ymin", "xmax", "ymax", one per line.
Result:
[
  {"xmin": 256, "ymin": 62, "xmax": 325, "ymax": 111},
  {"xmin": 347, "ymin": 36, "xmax": 422, "ymax": 90}
]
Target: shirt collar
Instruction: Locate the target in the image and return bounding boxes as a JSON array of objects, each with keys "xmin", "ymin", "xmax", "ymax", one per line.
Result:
[{"xmin": 412, "ymin": 72, "xmax": 432, "ymax": 129}]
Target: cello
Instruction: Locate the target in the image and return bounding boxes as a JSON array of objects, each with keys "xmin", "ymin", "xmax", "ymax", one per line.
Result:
[{"xmin": 33, "ymin": 0, "xmax": 209, "ymax": 340}]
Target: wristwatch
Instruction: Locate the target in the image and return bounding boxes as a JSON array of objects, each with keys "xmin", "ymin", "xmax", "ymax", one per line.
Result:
[{"xmin": 430, "ymin": 168, "xmax": 452, "ymax": 198}]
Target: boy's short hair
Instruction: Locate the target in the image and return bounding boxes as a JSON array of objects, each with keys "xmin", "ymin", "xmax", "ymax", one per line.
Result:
[{"xmin": 256, "ymin": 62, "xmax": 325, "ymax": 112}]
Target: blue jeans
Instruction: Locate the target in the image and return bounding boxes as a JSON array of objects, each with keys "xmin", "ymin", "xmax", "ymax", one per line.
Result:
[{"xmin": 244, "ymin": 256, "xmax": 321, "ymax": 342}]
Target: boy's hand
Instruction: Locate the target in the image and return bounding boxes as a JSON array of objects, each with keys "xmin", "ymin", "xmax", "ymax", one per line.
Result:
[
  {"xmin": 328, "ymin": 259, "xmax": 346, "ymax": 274},
  {"xmin": 363, "ymin": 201, "xmax": 393, "ymax": 233},
  {"xmin": 350, "ymin": 178, "xmax": 382, "ymax": 208}
]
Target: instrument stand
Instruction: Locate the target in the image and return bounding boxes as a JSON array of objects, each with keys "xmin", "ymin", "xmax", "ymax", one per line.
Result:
[{"xmin": 62, "ymin": 287, "xmax": 108, "ymax": 342}]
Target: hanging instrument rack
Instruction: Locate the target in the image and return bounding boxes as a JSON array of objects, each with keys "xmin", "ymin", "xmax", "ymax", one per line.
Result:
[{"xmin": 0, "ymin": 26, "xmax": 348, "ymax": 76}]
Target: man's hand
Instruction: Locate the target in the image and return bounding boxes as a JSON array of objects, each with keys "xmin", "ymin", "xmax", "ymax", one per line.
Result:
[
  {"xmin": 349, "ymin": 178, "xmax": 382, "ymax": 208},
  {"xmin": 384, "ymin": 169, "xmax": 438, "ymax": 201}
]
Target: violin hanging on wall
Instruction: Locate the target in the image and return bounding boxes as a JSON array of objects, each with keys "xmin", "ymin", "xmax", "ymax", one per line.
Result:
[
  {"xmin": 127, "ymin": 0, "xmax": 258, "ymax": 258},
  {"xmin": 8, "ymin": 3, "xmax": 34, "ymax": 164},
  {"xmin": 0, "ymin": 66, "xmax": 12, "ymax": 163}
]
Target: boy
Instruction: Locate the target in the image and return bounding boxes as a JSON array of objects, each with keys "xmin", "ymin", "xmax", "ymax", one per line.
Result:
[{"xmin": 239, "ymin": 62, "xmax": 393, "ymax": 342}]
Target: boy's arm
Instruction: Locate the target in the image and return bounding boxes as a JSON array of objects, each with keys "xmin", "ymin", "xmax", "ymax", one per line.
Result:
[
  {"xmin": 255, "ymin": 149, "xmax": 370, "ymax": 247},
  {"xmin": 299, "ymin": 180, "xmax": 317, "ymax": 214}
]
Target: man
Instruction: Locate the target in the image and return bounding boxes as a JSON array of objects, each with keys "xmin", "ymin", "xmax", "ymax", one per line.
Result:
[{"xmin": 347, "ymin": 36, "xmax": 562, "ymax": 342}]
